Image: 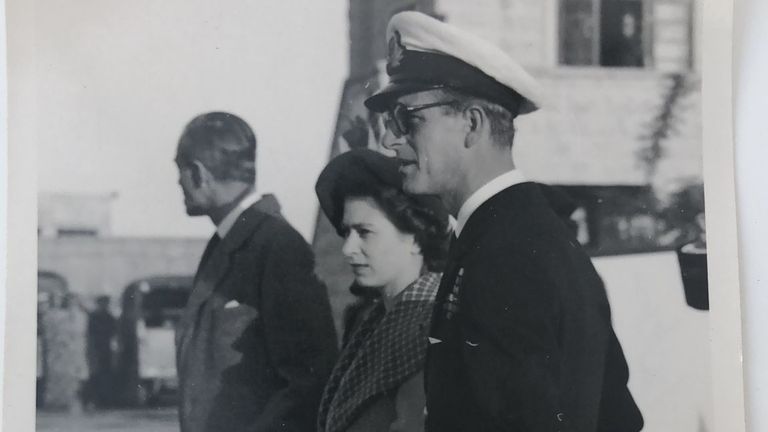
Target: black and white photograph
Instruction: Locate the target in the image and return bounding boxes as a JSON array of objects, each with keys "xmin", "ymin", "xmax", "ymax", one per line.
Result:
[{"xmin": 3, "ymin": 0, "xmax": 748, "ymax": 431}]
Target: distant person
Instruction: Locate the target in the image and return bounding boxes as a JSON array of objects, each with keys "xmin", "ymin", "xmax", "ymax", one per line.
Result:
[
  {"xmin": 173, "ymin": 111, "xmax": 338, "ymax": 432},
  {"xmin": 84, "ymin": 295, "xmax": 117, "ymax": 409},
  {"xmin": 40, "ymin": 292, "xmax": 88, "ymax": 411},
  {"xmin": 365, "ymin": 12, "xmax": 643, "ymax": 432},
  {"xmin": 603, "ymin": 12, "xmax": 644, "ymax": 67},
  {"xmin": 315, "ymin": 149, "xmax": 450, "ymax": 432}
]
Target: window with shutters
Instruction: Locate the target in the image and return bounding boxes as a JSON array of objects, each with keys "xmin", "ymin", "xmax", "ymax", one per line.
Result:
[
  {"xmin": 560, "ymin": 0, "xmax": 694, "ymax": 69},
  {"xmin": 560, "ymin": 0, "xmax": 648, "ymax": 67}
]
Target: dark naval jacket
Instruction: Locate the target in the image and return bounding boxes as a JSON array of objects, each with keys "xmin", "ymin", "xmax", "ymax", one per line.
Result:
[{"xmin": 425, "ymin": 182, "xmax": 643, "ymax": 432}]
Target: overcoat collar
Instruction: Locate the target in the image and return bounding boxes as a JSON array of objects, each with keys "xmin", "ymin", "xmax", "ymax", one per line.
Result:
[
  {"xmin": 195, "ymin": 194, "xmax": 281, "ymax": 291},
  {"xmin": 177, "ymin": 195, "xmax": 282, "ymax": 352}
]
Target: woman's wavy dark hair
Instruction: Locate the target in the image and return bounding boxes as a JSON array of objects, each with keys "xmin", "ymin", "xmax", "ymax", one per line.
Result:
[{"xmin": 342, "ymin": 181, "xmax": 450, "ymax": 273}]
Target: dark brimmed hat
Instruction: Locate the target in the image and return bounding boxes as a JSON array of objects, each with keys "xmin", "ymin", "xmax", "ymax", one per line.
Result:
[
  {"xmin": 365, "ymin": 11, "xmax": 544, "ymax": 116},
  {"xmin": 315, "ymin": 149, "xmax": 447, "ymax": 236}
]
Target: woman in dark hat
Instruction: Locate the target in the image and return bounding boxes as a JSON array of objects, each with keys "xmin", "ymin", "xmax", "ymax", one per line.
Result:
[{"xmin": 315, "ymin": 148, "xmax": 449, "ymax": 432}]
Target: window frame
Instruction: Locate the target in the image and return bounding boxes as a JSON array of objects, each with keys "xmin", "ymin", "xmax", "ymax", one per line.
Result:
[{"xmin": 558, "ymin": 0, "xmax": 655, "ymax": 69}]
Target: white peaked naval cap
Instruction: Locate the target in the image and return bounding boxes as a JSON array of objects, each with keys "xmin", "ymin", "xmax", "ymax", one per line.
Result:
[{"xmin": 365, "ymin": 11, "xmax": 544, "ymax": 116}]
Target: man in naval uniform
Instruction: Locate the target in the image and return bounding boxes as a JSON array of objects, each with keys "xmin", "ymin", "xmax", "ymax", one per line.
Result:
[{"xmin": 364, "ymin": 12, "xmax": 644, "ymax": 432}]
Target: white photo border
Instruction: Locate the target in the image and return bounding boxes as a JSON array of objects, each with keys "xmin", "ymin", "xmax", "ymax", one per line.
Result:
[{"xmin": 2, "ymin": 0, "xmax": 746, "ymax": 430}]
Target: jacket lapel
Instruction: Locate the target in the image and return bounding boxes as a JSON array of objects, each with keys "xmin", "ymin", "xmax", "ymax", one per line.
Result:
[
  {"xmin": 319, "ymin": 302, "xmax": 385, "ymax": 432},
  {"xmin": 324, "ymin": 275, "xmax": 439, "ymax": 432},
  {"xmin": 177, "ymin": 197, "xmax": 281, "ymax": 356},
  {"xmin": 432, "ymin": 183, "xmax": 541, "ymax": 332}
]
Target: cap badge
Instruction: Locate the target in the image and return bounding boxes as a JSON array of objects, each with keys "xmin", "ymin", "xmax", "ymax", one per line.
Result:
[{"xmin": 387, "ymin": 31, "xmax": 406, "ymax": 72}]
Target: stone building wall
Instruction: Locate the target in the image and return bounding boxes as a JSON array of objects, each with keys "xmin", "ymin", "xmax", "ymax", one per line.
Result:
[
  {"xmin": 348, "ymin": 0, "xmax": 437, "ymax": 80},
  {"xmin": 515, "ymin": 69, "xmax": 701, "ymax": 189},
  {"xmin": 434, "ymin": 0, "xmax": 697, "ymax": 72},
  {"xmin": 38, "ymin": 192, "xmax": 116, "ymax": 238},
  {"xmin": 38, "ymin": 237, "xmax": 207, "ymax": 301}
]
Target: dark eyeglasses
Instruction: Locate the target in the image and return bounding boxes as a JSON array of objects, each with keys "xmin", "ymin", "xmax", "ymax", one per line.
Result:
[{"xmin": 383, "ymin": 100, "xmax": 457, "ymax": 138}]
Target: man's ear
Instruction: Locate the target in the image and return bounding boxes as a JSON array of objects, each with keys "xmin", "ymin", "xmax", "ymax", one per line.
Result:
[
  {"xmin": 464, "ymin": 106, "xmax": 486, "ymax": 148},
  {"xmin": 190, "ymin": 160, "xmax": 209, "ymax": 188}
]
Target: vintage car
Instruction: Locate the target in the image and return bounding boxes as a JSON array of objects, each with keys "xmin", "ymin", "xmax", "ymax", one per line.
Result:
[{"xmin": 116, "ymin": 275, "xmax": 193, "ymax": 406}]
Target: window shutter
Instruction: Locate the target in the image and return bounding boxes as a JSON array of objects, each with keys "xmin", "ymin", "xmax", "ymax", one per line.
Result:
[
  {"xmin": 560, "ymin": 0, "xmax": 599, "ymax": 65},
  {"xmin": 652, "ymin": 0, "xmax": 693, "ymax": 71}
]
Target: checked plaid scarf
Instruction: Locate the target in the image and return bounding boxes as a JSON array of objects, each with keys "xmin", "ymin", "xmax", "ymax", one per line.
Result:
[{"xmin": 317, "ymin": 272, "xmax": 441, "ymax": 432}]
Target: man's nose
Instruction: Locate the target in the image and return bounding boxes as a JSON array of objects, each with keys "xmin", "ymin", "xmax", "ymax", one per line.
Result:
[{"xmin": 380, "ymin": 128, "xmax": 401, "ymax": 151}]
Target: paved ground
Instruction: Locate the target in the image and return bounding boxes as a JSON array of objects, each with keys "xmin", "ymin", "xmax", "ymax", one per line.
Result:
[{"xmin": 37, "ymin": 408, "xmax": 179, "ymax": 432}]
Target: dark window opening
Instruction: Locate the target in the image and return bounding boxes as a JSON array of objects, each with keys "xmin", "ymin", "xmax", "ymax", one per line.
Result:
[
  {"xmin": 600, "ymin": 1, "xmax": 644, "ymax": 66},
  {"xmin": 141, "ymin": 287, "xmax": 191, "ymax": 328},
  {"xmin": 560, "ymin": 0, "xmax": 646, "ymax": 67},
  {"xmin": 553, "ymin": 185, "xmax": 702, "ymax": 257}
]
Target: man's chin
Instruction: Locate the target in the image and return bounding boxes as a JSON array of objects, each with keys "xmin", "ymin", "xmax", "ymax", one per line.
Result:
[
  {"xmin": 402, "ymin": 184, "xmax": 424, "ymax": 195},
  {"xmin": 402, "ymin": 176, "xmax": 430, "ymax": 195},
  {"xmin": 184, "ymin": 206, "xmax": 206, "ymax": 217}
]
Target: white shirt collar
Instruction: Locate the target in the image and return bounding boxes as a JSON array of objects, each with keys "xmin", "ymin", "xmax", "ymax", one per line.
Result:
[
  {"xmin": 454, "ymin": 170, "xmax": 527, "ymax": 237},
  {"xmin": 216, "ymin": 191, "xmax": 261, "ymax": 239}
]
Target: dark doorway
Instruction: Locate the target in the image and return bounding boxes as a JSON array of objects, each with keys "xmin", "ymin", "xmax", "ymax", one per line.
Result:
[{"xmin": 600, "ymin": 0, "xmax": 644, "ymax": 67}]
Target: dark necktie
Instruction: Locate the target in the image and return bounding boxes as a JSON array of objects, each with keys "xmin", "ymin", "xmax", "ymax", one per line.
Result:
[{"xmin": 198, "ymin": 233, "xmax": 221, "ymax": 271}]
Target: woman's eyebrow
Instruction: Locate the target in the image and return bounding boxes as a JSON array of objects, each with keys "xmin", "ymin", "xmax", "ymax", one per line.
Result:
[{"xmin": 343, "ymin": 222, "xmax": 374, "ymax": 230}]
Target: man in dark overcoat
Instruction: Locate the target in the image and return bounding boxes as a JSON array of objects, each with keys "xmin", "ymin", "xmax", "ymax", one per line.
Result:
[
  {"xmin": 174, "ymin": 111, "xmax": 338, "ymax": 432},
  {"xmin": 85, "ymin": 295, "xmax": 117, "ymax": 408},
  {"xmin": 364, "ymin": 12, "xmax": 644, "ymax": 432}
]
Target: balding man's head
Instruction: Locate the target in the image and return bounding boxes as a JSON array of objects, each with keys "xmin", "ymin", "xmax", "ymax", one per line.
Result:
[
  {"xmin": 175, "ymin": 112, "xmax": 256, "ymax": 185},
  {"xmin": 175, "ymin": 112, "xmax": 257, "ymax": 217}
]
